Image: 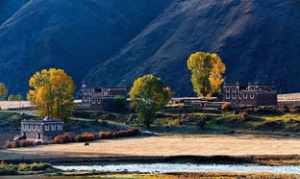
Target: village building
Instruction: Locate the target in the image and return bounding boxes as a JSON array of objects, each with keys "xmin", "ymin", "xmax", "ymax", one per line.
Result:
[
  {"xmin": 21, "ymin": 117, "xmax": 64, "ymax": 142},
  {"xmin": 80, "ymin": 83, "xmax": 128, "ymax": 111},
  {"xmin": 223, "ymin": 82, "xmax": 278, "ymax": 108}
]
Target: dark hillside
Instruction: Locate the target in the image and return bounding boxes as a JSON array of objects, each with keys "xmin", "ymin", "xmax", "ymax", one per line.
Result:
[
  {"xmin": 0, "ymin": 0, "xmax": 28, "ymax": 25},
  {"xmin": 0, "ymin": 0, "xmax": 300, "ymax": 95},
  {"xmin": 0, "ymin": 0, "xmax": 171, "ymax": 94},
  {"xmin": 86, "ymin": 0, "xmax": 300, "ymax": 95}
]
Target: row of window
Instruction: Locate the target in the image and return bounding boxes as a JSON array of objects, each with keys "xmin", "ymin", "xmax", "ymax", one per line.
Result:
[
  {"xmin": 225, "ymin": 87, "xmax": 266, "ymax": 93},
  {"xmin": 22, "ymin": 124, "xmax": 63, "ymax": 132},
  {"xmin": 226, "ymin": 93, "xmax": 255, "ymax": 100}
]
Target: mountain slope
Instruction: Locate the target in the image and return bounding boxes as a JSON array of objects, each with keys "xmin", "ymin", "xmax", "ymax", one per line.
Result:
[
  {"xmin": 0, "ymin": 0, "xmax": 171, "ymax": 93},
  {"xmin": 0, "ymin": 0, "xmax": 28, "ymax": 25},
  {"xmin": 86, "ymin": 0, "xmax": 300, "ymax": 95}
]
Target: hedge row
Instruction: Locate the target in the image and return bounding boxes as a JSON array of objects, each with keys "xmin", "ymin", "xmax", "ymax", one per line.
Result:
[
  {"xmin": 5, "ymin": 140, "xmax": 36, "ymax": 148},
  {"xmin": 53, "ymin": 129, "xmax": 140, "ymax": 144}
]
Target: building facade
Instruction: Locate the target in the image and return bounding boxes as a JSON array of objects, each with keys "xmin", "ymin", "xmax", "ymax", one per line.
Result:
[
  {"xmin": 21, "ymin": 117, "xmax": 64, "ymax": 142},
  {"xmin": 80, "ymin": 83, "xmax": 128, "ymax": 111},
  {"xmin": 223, "ymin": 82, "xmax": 277, "ymax": 108}
]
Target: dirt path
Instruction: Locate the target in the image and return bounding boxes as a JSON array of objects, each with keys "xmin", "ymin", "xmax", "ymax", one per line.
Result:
[{"xmin": 1, "ymin": 134, "xmax": 300, "ymax": 162}]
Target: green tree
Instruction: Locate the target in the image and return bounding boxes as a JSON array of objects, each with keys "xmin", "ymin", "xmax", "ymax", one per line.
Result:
[
  {"xmin": 0, "ymin": 83, "xmax": 7, "ymax": 100},
  {"xmin": 27, "ymin": 68, "xmax": 75, "ymax": 120},
  {"xmin": 187, "ymin": 51, "xmax": 226, "ymax": 97},
  {"xmin": 130, "ymin": 74, "xmax": 172, "ymax": 128}
]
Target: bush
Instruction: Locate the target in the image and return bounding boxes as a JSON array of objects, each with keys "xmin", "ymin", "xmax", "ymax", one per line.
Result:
[
  {"xmin": 0, "ymin": 161, "xmax": 17, "ymax": 175},
  {"xmin": 0, "ymin": 162, "xmax": 51, "ymax": 174},
  {"xmin": 166, "ymin": 118, "xmax": 184, "ymax": 127},
  {"xmin": 53, "ymin": 133, "xmax": 75, "ymax": 144},
  {"xmin": 99, "ymin": 129, "xmax": 140, "ymax": 139},
  {"xmin": 239, "ymin": 111, "xmax": 249, "ymax": 121},
  {"xmin": 5, "ymin": 140, "xmax": 35, "ymax": 148},
  {"xmin": 222, "ymin": 102, "xmax": 232, "ymax": 111},
  {"xmin": 99, "ymin": 131, "xmax": 115, "ymax": 139},
  {"xmin": 18, "ymin": 162, "xmax": 51, "ymax": 171},
  {"xmin": 75, "ymin": 132, "xmax": 97, "ymax": 142}
]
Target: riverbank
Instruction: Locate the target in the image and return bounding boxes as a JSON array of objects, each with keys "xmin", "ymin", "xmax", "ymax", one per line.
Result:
[{"xmin": 2, "ymin": 172, "xmax": 300, "ymax": 179}]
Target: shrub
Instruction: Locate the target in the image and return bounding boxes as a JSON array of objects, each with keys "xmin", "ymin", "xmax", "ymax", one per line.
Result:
[
  {"xmin": 166, "ymin": 118, "xmax": 184, "ymax": 127},
  {"xmin": 75, "ymin": 132, "xmax": 97, "ymax": 142},
  {"xmin": 99, "ymin": 131, "xmax": 114, "ymax": 139},
  {"xmin": 99, "ymin": 129, "xmax": 140, "ymax": 139},
  {"xmin": 5, "ymin": 140, "xmax": 35, "ymax": 148},
  {"xmin": 239, "ymin": 111, "xmax": 249, "ymax": 121},
  {"xmin": 222, "ymin": 102, "xmax": 232, "ymax": 111},
  {"xmin": 17, "ymin": 162, "xmax": 50, "ymax": 171},
  {"xmin": 0, "ymin": 161, "xmax": 17, "ymax": 175},
  {"xmin": 0, "ymin": 162, "xmax": 51, "ymax": 174},
  {"xmin": 289, "ymin": 106, "xmax": 300, "ymax": 113},
  {"xmin": 53, "ymin": 133, "xmax": 75, "ymax": 144}
]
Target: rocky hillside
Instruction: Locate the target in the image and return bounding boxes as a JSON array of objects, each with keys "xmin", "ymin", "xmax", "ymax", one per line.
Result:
[{"xmin": 0, "ymin": 0, "xmax": 300, "ymax": 95}]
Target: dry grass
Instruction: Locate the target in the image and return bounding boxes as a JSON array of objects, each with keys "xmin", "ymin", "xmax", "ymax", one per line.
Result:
[
  {"xmin": 259, "ymin": 113, "xmax": 300, "ymax": 122},
  {"xmin": 2, "ymin": 134, "xmax": 300, "ymax": 161}
]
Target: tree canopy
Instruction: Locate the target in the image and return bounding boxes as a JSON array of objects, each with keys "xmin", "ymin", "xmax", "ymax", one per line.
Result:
[
  {"xmin": 130, "ymin": 74, "xmax": 172, "ymax": 128},
  {"xmin": 187, "ymin": 51, "xmax": 226, "ymax": 97},
  {"xmin": 28, "ymin": 68, "xmax": 75, "ymax": 120},
  {"xmin": 0, "ymin": 83, "xmax": 7, "ymax": 99}
]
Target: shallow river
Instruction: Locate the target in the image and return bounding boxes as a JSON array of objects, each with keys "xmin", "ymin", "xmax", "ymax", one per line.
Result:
[{"xmin": 54, "ymin": 163, "xmax": 300, "ymax": 174}]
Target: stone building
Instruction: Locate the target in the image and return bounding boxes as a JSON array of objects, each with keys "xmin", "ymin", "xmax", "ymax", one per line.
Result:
[
  {"xmin": 223, "ymin": 82, "xmax": 277, "ymax": 108},
  {"xmin": 80, "ymin": 83, "xmax": 128, "ymax": 111},
  {"xmin": 21, "ymin": 117, "xmax": 64, "ymax": 142}
]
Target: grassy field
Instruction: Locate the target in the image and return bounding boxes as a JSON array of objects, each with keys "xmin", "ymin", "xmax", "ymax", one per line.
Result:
[
  {"xmin": 2, "ymin": 111, "xmax": 300, "ymax": 164},
  {"xmin": 149, "ymin": 111, "xmax": 300, "ymax": 135}
]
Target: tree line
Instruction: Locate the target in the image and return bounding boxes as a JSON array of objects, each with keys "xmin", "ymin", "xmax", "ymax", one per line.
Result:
[{"xmin": 0, "ymin": 51, "xmax": 226, "ymax": 128}]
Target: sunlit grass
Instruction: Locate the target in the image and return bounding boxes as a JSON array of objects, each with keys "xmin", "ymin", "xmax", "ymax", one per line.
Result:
[{"xmin": 257, "ymin": 113, "xmax": 300, "ymax": 122}]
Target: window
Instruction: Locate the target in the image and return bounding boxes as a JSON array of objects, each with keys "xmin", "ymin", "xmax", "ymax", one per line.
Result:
[
  {"xmin": 232, "ymin": 93, "xmax": 237, "ymax": 99},
  {"xmin": 57, "ymin": 125, "xmax": 63, "ymax": 131},
  {"xmin": 250, "ymin": 94, "xmax": 255, "ymax": 99},
  {"xmin": 45, "ymin": 125, "xmax": 49, "ymax": 131},
  {"xmin": 243, "ymin": 93, "xmax": 248, "ymax": 99},
  {"xmin": 51, "ymin": 125, "xmax": 56, "ymax": 131},
  {"xmin": 226, "ymin": 93, "xmax": 231, "ymax": 100}
]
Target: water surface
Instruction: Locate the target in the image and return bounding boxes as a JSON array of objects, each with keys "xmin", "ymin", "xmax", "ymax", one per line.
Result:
[{"xmin": 54, "ymin": 163, "xmax": 300, "ymax": 174}]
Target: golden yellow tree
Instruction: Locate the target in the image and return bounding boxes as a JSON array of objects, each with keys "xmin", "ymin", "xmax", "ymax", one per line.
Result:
[
  {"xmin": 130, "ymin": 74, "xmax": 172, "ymax": 128},
  {"xmin": 187, "ymin": 51, "xmax": 226, "ymax": 97},
  {"xmin": 0, "ymin": 83, "xmax": 7, "ymax": 99},
  {"xmin": 28, "ymin": 68, "xmax": 75, "ymax": 120}
]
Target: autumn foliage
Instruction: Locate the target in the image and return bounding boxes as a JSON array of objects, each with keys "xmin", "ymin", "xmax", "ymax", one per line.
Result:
[
  {"xmin": 0, "ymin": 83, "xmax": 7, "ymax": 99},
  {"xmin": 187, "ymin": 51, "xmax": 226, "ymax": 97},
  {"xmin": 99, "ymin": 129, "xmax": 140, "ymax": 139},
  {"xmin": 53, "ymin": 133, "xmax": 75, "ymax": 144},
  {"xmin": 27, "ymin": 68, "xmax": 75, "ymax": 120},
  {"xmin": 130, "ymin": 74, "xmax": 172, "ymax": 128},
  {"xmin": 75, "ymin": 132, "xmax": 96, "ymax": 142}
]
